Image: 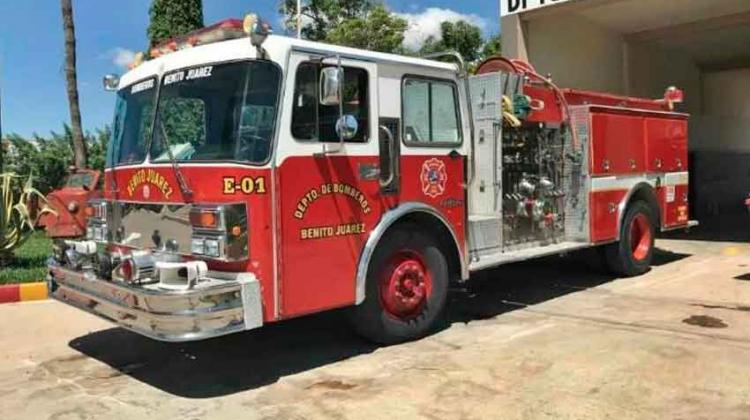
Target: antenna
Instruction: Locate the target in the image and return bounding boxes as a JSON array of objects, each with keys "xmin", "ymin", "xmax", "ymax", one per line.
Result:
[{"xmin": 296, "ymin": 0, "xmax": 302, "ymax": 38}]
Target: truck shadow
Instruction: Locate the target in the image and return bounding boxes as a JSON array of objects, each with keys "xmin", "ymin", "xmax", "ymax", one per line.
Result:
[
  {"xmin": 69, "ymin": 247, "xmax": 690, "ymax": 399},
  {"xmin": 448, "ymin": 247, "xmax": 689, "ymax": 323}
]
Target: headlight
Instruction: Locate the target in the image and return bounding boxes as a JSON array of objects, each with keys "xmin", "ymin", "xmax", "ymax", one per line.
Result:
[
  {"xmin": 68, "ymin": 201, "xmax": 79, "ymax": 212},
  {"xmin": 190, "ymin": 237, "xmax": 221, "ymax": 257},
  {"xmin": 189, "ymin": 203, "xmax": 248, "ymax": 261},
  {"xmin": 204, "ymin": 239, "xmax": 220, "ymax": 257},
  {"xmin": 190, "ymin": 238, "xmax": 205, "ymax": 255}
]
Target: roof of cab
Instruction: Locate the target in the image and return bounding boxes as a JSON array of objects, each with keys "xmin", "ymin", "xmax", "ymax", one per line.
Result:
[{"xmin": 119, "ymin": 33, "xmax": 459, "ymax": 89}]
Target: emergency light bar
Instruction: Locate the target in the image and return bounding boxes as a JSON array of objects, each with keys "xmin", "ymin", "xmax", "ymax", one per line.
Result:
[
  {"xmin": 149, "ymin": 19, "xmax": 246, "ymax": 59},
  {"xmin": 126, "ymin": 15, "xmax": 271, "ymax": 70},
  {"xmin": 144, "ymin": 14, "xmax": 271, "ymax": 64}
]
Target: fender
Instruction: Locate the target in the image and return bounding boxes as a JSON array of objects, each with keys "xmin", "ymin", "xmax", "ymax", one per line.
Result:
[
  {"xmin": 355, "ymin": 202, "xmax": 468, "ymax": 304},
  {"xmin": 616, "ymin": 181, "xmax": 660, "ymax": 239}
]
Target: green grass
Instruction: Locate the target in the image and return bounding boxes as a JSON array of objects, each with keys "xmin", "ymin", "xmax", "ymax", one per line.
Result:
[{"xmin": 0, "ymin": 231, "xmax": 52, "ymax": 285}]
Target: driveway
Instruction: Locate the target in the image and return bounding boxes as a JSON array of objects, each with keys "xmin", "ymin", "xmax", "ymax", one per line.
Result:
[{"xmin": 1, "ymin": 238, "xmax": 749, "ymax": 419}]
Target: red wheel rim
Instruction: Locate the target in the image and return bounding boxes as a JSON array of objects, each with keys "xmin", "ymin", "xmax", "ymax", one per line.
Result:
[
  {"xmin": 379, "ymin": 250, "xmax": 433, "ymax": 320},
  {"xmin": 629, "ymin": 214, "xmax": 652, "ymax": 261}
]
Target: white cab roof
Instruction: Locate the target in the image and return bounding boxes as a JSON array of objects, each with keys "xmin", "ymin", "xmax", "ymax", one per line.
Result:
[{"xmin": 119, "ymin": 34, "xmax": 458, "ymax": 89}]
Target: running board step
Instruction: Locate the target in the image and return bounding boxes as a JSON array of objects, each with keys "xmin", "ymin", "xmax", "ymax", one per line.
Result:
[{"xmin": 469, "ymin": 241, "xmax": 590, "ymax": 272}]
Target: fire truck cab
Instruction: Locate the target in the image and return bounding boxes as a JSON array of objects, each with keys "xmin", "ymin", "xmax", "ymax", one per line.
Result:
[{"xmin": 48, "ymin": 16, "xmax": 693, "ymax": 344}]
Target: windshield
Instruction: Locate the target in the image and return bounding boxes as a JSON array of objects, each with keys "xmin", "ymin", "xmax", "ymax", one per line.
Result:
[
  {"xmin": 107, "ymin": 78, "xmax": 157, "ymax": 166},
  {"xmin": 65, "ymin": 172, "xmax": 94, "ymax": 189},
  {"xmin": 150, "ymin": 61, "xmax": 281, "ymax": 164}
]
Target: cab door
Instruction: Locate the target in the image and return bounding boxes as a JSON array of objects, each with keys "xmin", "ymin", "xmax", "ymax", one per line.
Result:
[{"xmin": 275, "ymin": 52, "xmax": 383, "ymax": 318}]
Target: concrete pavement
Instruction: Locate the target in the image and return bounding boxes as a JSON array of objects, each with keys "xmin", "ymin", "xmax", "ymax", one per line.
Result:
[{"xmin": 1, "ymin": 238, "xmax": 750, "ymax": 419}]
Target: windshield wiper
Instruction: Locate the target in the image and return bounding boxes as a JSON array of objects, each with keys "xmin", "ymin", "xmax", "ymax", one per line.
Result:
[{"xmin": 157, "ymin": 118, "xmax": 195, "ymax": 203}]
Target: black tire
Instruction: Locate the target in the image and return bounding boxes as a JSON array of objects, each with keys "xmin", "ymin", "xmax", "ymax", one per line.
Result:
[
  {"xmin": 603, "ymin": 200, "xmax": 656, "ymax": 277},
  {"xmin": 349, "ymin": 224, "xmax": 449, "ymax": 344}
]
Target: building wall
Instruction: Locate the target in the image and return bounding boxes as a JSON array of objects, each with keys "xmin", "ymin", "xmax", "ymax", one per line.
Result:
[
  {"xmin": 624, "ymin": 41, "xmax": 702, "ymax": 116},
  {"xmin": 703, "ymin": 69, "xmax": 750, "ymax": 121},
  {"xmin": 525, "ymin": 14, "xmax": 625, "ymax": 93},
  {"xmin": 697, "ymin": 68, "xmax": 750, "ymax": 154},
  {"xmin": 690, "ymin": 69, "xmax": 750, "ymax": 215}
]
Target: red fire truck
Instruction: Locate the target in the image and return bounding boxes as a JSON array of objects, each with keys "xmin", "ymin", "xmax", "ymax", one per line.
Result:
[
  {"xmin": 48, "ymin": 16, "xmax": 694, "ymax": 344},
  {"xmin": 37, "ymin": 168, "xmax": 102, "ymax": 239}
]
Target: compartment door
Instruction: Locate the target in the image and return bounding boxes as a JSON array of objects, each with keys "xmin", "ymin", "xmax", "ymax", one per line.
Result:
[
  {"xmin": 645, "ymin": 117, "xmax": 688, "ymax": 172},
  {"xmin": 591, "ymin": 113, "xmax": 646, "ymax": 175}
]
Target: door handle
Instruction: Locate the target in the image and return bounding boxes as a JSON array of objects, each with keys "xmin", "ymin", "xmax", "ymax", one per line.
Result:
[
  {"xmin": 378, "ymin": 125, "xmax": 396, "ymax": 189},
  {"xmin": 358, "ymin": 163, "xmax": 380, "ymax": 181}
]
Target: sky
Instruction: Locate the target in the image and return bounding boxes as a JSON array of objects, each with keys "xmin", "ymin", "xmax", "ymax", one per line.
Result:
[{"xmin": 0, "ymin": 1, "xmax": 499, "ymax": 138}]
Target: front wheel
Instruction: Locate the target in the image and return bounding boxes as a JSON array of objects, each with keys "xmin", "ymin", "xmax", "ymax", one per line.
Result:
[
  {"xmin": 349, "ymin": 225, "xmax": 449, "ymax": 344},
  {"xmin": 603, "ymin": 201, "xmax": 656, "ymax": 277}
]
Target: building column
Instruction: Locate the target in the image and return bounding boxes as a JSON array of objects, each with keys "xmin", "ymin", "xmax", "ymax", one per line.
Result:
[{"xmin": 501, "ymin": 14, "xmax": 529, "ymax": 61}]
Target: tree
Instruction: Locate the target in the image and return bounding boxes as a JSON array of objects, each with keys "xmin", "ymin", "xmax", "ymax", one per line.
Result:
[
  {"xmin": 482, "ymin": 34, "xmax": 502, "ymax": 59},
  {"xmin": 0, "ymin": 172, "xmax": 52, "ymax": 263},
  {"xmin": 148, "ymin": 0, "xmax": 204, "ymax": 48},
  {"xmin": 326, "ymin": 5, "xmax": 407, "ymax": 53},
  {"xmin": 87, "ymin": 127, "xmax": 110, "ymax": 172},
  {"xmin": 60, "ymin": 0, "xmax": 87, "ymax": 168},
  {"xmin": 3, "ymin": 126, "xmax": 109, "ymax": 195},
  {"xmin": 420, "ymin": 20, "xmax": 483, "ymax": 63},
  {"xmin": 280, "ymin": 0, "xmax": 371, "ymax": 41}
]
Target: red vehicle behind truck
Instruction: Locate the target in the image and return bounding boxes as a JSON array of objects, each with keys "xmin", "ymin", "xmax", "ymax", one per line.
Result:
[
  {"xmin": 47, "ymin": 16, "xmax": 695, "ymax": 344},
  {"xmin": 37, "ymin": 168, "xmax": 102, "ymax": 239}
]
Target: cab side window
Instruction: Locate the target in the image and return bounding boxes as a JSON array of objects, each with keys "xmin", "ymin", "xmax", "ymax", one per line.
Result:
[
  {"xmin": 292, "ymin": 62, "xmax": 369, "ymax": 143},
  {"xmin": 402, "ymin": 78, "xmax": 461, "ymax": 145}
]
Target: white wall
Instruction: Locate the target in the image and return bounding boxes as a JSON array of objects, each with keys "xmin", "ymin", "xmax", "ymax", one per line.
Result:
[
  {"xmin": 623, "ymin": 40, "xmax": 704, "ymax": 161},
  {"xmin": 525, "ymin": 14, "xmax": 625, "ymax": 93},
  {"xmin": 508, "ymin": 12, "xmax": 706, "ymax": 109},
  {"xmin": 625, "ymin": 42, "xmax": 702, "ymax": 115},
  {"xmin": 704, "ymin": 69, "xmax": 750, "ymax": 118},
  {"xmin": 692, "ymin": 69, "xmax": 750, "ymax": 154}
]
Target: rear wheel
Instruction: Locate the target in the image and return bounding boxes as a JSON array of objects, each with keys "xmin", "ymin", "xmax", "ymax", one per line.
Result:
[
  {"xmin": 350, "ymin": 225, "xmax": 449, "ymax": 344},
  {"xmin": 603, "ymin": 201, "xmax": 656, "ymax": 277}
]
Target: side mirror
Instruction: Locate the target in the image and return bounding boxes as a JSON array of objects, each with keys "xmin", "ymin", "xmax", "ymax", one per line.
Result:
[
  {"xmin": 103, "ymin": 74, "xmax": 120, "ymax": 91},
  {"xmin": 335, "ymin": 115, "xmax": 358, "ymax": 141},
  {"xmin": 319, "ymin": 67, "xmax": 343, "ymax": 106}
]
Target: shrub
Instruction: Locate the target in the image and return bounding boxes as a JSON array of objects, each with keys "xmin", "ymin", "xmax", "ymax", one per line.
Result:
[{"xmin": 0, "ymin": 173, "xmax": 55, "ymax": 263}]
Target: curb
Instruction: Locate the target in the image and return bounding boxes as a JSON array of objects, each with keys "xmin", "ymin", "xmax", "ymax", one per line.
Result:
[{"xmin": 0, "ymin": 282, "xmax": 48, "ymax": 304}]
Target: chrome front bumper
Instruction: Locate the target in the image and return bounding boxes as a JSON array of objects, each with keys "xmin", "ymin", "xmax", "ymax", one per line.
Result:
[{"xmin": 47, "ymin": 265, "xmax": 263, "ymax": 342}]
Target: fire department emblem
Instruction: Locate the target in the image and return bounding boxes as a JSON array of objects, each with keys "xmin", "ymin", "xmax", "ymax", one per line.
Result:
[{"xmin": 420, "ymin": 158, "xmax": 448, "ymax": 198}]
